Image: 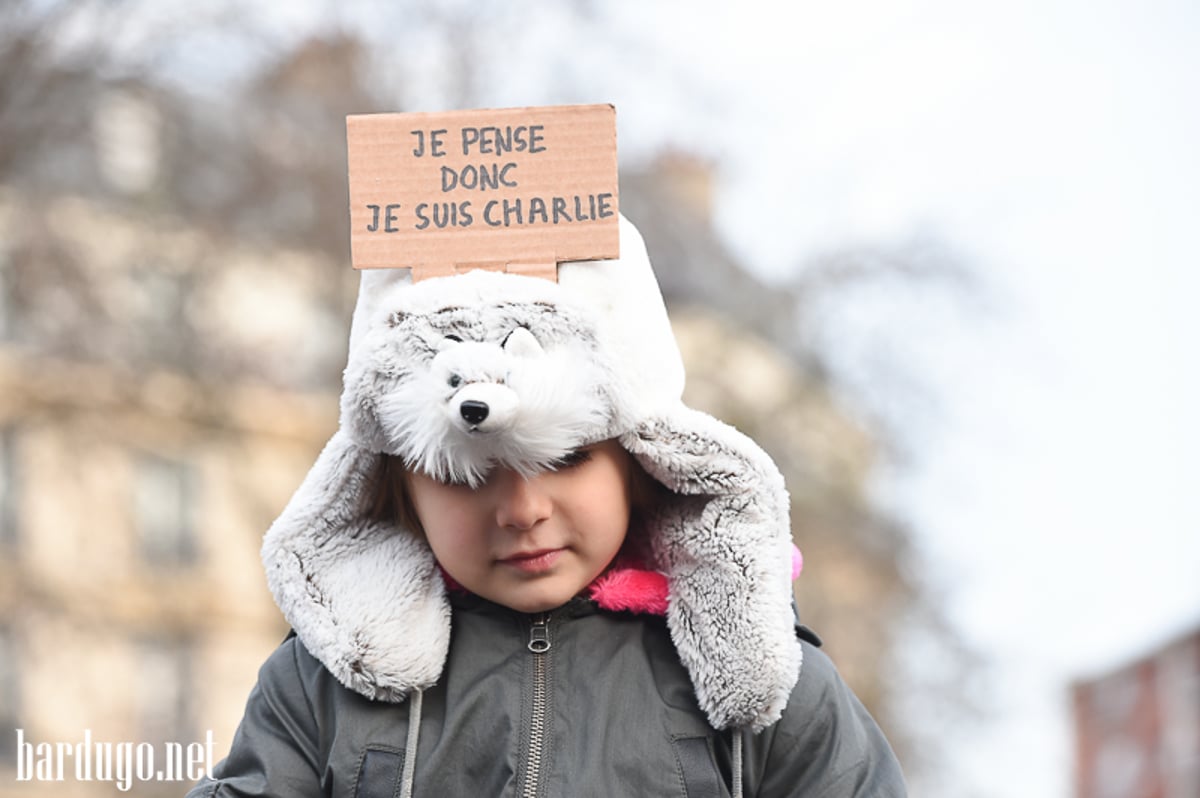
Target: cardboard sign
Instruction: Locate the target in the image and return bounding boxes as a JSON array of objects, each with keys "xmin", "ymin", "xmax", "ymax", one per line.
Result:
[{"xmin": 347, "ymin": 104, "xmax": 619, "ymax": 282}]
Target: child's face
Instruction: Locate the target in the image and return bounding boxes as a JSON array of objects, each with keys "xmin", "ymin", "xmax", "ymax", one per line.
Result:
[{"xmin": 406, "ymin": 440, "xmax": 633, "ymax": 613}]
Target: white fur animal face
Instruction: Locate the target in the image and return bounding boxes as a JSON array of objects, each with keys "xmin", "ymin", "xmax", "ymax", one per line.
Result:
[
  {"xmin": 350, "ymin": 293, "xmax": 619, "ymax": 488},
  {"xmin": 432, "ymin": 331, "xmax": 539, "ymax": 436}
]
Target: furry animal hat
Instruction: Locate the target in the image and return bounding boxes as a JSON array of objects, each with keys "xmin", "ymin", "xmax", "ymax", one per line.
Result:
[{"xmin": 262, "ymin": 216, "xmax": 802, "ymax": 731}]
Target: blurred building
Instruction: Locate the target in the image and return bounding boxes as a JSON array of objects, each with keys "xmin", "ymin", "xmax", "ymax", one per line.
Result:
[
  {"xmin": 0, "ymin": 190, "xmax": 348, "ymax": 796},
  {"xmin": 1073, "ymin": 627, "xmax": 1200, "ymax": 798}
]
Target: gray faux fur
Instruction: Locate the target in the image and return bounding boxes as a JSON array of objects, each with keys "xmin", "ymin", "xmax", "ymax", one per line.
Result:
[{"xmin": 261, "ymin": 217, "xmax": 802, "ymax": 731}]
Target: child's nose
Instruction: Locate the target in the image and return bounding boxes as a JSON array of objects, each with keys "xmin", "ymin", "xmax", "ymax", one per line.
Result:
[{"xmin": 494, "ymin": 473, "xmax": 552, "ymax": 530}]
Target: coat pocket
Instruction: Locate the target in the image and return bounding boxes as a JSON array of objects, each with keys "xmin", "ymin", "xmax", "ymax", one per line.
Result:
[
  {"xmin": 353, "ymin": 746, "xmax": 405, "ymax": 798},
  {"xmin": 671, "ymin": 736, "xmax": 729, "ymax": 798}
]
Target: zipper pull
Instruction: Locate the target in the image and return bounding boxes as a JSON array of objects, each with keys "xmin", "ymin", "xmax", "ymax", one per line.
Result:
[{"xmin": 528, "ymin": 613, "xmax": 552, "ymax": 653}]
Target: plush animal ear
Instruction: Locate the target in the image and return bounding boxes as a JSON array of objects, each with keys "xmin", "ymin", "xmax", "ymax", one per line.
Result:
[
  {"xmin": 261, "ymin": 429, "xmax": 450, "ymax": 702},
  {"xmin": 621, "ymin": 404, "xmax": 800, "ymax": 731},
  {"xmin": 436, "ymin": 334, "xmax": 464, "ymax": 352},
  {"xmin": 503, "ymin": 326, "xmax": 543, "ymax": 358}
]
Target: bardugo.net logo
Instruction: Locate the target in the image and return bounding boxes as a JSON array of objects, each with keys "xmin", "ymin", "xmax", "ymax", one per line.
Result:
[{"xmin": 11, "ymin": 728, "xmax": 216, "ymax": 792}]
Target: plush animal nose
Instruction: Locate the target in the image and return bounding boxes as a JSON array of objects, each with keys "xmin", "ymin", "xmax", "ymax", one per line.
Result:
[{"xmin": 460, "ymin": 400, "xmax": 490, "ymax": 425}]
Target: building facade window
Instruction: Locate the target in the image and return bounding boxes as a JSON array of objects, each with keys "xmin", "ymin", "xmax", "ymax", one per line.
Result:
[
  {"xmin": 0, "ymin": 248, "xmax": 11, "ymax": 341},
  {"xmin": 130, "ymin": 266, "xmax": 193, "ymax": 367},
  {"xmin": 0, "ymin": 627, "xmax": 18, "ymax": 764},
  {"xmin": 0, "ymin": 428, "xmax": 16, "ymax": 548},
  {"xmin": 134, "ymin": 454, "xmax": 197, "ymax": 565},
  {"xmin": 136, "ymin": 637, "xmax": 193, "ymax": 745}
]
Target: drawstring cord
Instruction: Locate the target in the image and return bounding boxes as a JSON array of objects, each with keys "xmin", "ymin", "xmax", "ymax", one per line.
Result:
[
  {"xmin": 731, "ymin": 728, "xmax": 743, "ymax": 798},
  {"xmin": 400, "ymin": 688, "xmax": 423, "ymax": 798}
]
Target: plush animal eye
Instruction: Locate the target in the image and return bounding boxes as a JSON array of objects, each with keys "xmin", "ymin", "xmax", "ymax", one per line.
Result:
[
  {"xmin": 448, "ymin": 374, "xmax": 462, "ymax": 388},
  {"xmin": 443, "ymin": 334, "xmax": 463, "ymax": 343}
]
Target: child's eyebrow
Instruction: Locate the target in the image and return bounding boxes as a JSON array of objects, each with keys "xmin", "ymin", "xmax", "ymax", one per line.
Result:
[{"xmin": 543, "ymin": 447, "xmax": 593, "ymax": 470}]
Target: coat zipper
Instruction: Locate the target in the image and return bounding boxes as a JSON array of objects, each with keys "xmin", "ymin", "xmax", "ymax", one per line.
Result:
[{"xmin": 522, "ymin": 612, "xmax": 552, "ymax": 798}]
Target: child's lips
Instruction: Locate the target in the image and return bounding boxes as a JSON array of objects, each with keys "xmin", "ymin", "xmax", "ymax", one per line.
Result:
[{"xmin": 499, "ymin": 548, "xmax": 564, "ymax": 573}]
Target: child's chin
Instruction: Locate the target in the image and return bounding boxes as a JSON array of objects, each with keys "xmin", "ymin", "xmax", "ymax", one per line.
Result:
[{"xmin": 495, "ymin": 582, "xmax": 580, "ymax": 614}]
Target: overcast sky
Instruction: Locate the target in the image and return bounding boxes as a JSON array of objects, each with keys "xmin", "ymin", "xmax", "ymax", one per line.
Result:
[{"xmin": 670, "ymin": 2, "xmax": 1200, "ymax": 796}]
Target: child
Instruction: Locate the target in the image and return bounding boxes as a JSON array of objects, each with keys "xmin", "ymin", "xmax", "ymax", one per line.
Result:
[{"xmin": 188, "ymin": 217, "xmax": 907, "ymax": 797}]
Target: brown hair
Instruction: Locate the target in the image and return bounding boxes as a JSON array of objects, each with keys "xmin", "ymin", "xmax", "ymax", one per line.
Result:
[
  {"xmin": 366, "ymin": 454, "xmax": 425, "ymax": 535},
  {"xmin": 620, "ymin": 453, "xmax": 669, "ymax": 565}
]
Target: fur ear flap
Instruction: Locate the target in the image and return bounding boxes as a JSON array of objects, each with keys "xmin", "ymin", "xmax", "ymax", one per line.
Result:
[
  {"xmin": 621, "ymin": 406, "xmax": 802, "ymax": 731},
  {"xmin": 260, "ymin": 430, "xmax": 449, "ymax": 702}
]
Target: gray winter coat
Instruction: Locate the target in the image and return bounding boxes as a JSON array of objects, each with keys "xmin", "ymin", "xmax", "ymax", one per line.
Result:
[{"xmin": 188, "ymin": 592, "xmax": 906, "ymax": 797}]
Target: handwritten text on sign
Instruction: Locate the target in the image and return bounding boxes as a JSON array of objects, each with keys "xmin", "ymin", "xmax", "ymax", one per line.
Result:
[{"xmin": 347, "ymin": 105, "xmax": 619, "ymax": 280}]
